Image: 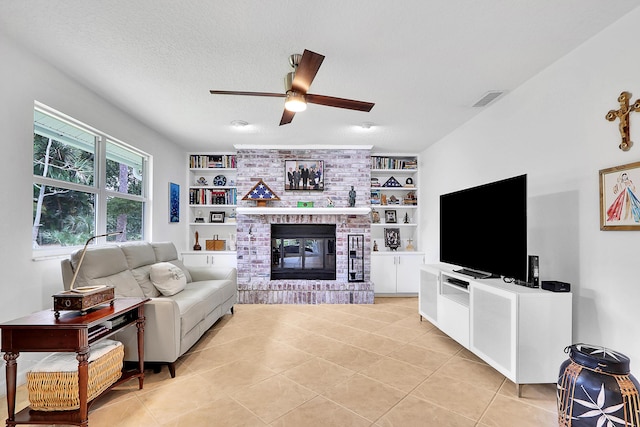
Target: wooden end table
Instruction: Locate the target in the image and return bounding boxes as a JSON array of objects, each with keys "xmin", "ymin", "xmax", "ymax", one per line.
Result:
[{"xmin": 1, "ymin": 297, "xmax": 150, "ymax": 427}]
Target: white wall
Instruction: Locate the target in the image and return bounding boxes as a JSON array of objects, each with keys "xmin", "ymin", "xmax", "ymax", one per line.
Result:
[
  {"xmin": 420, "ymin": 8, "xmax": 640, "ymax": 366},
  {"xmin": 0, "ymin": 33, "xmax": 188, "ymax": 390}
]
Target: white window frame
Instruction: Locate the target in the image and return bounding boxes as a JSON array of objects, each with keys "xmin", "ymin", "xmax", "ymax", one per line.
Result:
[{"xmin": 33, "ymin": 102, "xmax": 151, "ymax": 258}]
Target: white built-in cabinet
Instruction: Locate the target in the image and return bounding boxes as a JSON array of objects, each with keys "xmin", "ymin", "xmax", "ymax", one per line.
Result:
[
  {"xmin": 370, "ymin": 153, "xmax": 424, "ymax": 294},
  {"xmin": 183, "ymin": 153, "xmax": 238, "ymax": 267},
  {"xmin": 370, "ymin": 252, "xmax": 425, "ymax": 294},
  {"xmin": 420, "ymin": 264, "xmax": 572, "ymax": 395}
]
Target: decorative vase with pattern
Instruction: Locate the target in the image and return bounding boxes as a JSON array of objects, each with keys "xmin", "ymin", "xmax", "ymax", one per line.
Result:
[{"xmin": 557, "ymin": 343, "xmax": 640, "ymax": 426}]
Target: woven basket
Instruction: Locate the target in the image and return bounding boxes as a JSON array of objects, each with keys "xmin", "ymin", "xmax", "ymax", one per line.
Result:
[{"xmin": 27, "ymin": 340, "xmax": 124, "ymax": 411}]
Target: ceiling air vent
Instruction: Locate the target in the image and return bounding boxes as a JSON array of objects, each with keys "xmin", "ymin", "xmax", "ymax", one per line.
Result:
[{"xmin": 472, "ymin": 90, "xmax": 504, "ymax": 107}]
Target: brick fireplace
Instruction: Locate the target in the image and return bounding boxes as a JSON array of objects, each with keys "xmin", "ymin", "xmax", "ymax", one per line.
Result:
[{"xmin": 234, "ymin": 146, "xmax": 374, "ymax": 304}]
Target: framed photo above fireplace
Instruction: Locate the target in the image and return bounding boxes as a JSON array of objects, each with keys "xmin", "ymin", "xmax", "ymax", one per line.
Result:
[{"xmin": 285, "ymin": 160, "xmax": 324, "ymax": 191}]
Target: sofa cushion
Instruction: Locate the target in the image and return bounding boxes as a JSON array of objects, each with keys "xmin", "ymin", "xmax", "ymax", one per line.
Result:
[
  {"xmin": 70, "ymin": 245, "xmax": 129, "ymax": 287},
  {"xmin": 130, "ymin": 265, "xmax": 161, "ymax": 298},
  {"xmin": 150, "ymin": 262, "xmax": 187, "ymax": 296},
  {"xmin": 86, "ymin": 270, "xmax": 145, "ymax": 297},
  {"xmin": 120, "ymin": 242, "xmax": 156, "ymax": 269},
  {"xmin": 151, "ymin": 242, "xmax": 192, "ymax": 283}
]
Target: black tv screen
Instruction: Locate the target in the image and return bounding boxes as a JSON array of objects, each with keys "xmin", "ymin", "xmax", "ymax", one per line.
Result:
[{"xmin": 439, "ymin": 174, "xmax": 527, "ymax": 281}]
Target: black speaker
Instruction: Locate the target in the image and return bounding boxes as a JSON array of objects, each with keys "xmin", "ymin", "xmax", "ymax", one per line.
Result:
[
  {"xmin": 528, "ymin": 255, "xmax": 539, "ymax": 288},
  {"xmin": 541, "ymin": 281, "xmax": 571, "ymax": 292}
]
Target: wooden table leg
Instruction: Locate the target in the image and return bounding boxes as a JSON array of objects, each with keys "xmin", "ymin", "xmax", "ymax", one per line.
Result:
[
  {"xmin": 76, "ymin": 348, "xmax": 90, "ymax": 427},
  {"xmin": 4, "ymin": 352, "xmax": 18, "ymax": 427},
  {"xmin": 136, "ymin": 306, "xmax": 146, "ymax": 389}
]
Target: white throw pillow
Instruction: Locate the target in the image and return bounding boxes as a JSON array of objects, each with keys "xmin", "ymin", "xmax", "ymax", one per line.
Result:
[{"xmin": 150, "ymin": 262, "xmax": 187, "ymax": 296}]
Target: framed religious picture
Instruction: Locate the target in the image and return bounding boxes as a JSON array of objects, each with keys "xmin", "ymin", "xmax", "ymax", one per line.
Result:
[
  {"xmin": 384, "ymin": 209, "xmax": 397, "ymax": 223},
  {"xmin": 599, "ymin": 160, "xmax": 640, "ymax": 230},
  {"xmin": 384, "ymin": 228, "xmax": 401, "ymax": 250},
  {"xmin": 284, "ymin": 160, "xmax": 324, "ymax": 191}
]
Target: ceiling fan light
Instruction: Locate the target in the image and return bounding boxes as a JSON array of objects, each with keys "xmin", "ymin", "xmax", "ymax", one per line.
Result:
[{"xmin": 284, "ymin": 91, "xmax": 307, "ymax": 112}]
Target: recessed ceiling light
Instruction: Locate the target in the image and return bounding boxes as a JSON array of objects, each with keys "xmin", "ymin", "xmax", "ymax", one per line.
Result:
[
  {"xmin": 230, "ymin": 120, "xmax": 248, "ymax": 128},
  {"xmin": 361, "ymin": 122, "xmax": 375, "ymax": 129}
]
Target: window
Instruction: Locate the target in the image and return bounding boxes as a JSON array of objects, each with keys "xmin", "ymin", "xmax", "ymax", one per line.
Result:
[{"xmin": 33, "ymin": 104, "xmax": 149, "ymax": 253}]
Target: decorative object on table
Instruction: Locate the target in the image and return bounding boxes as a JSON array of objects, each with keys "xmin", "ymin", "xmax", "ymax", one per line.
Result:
[
  {"xmin": 194, "ymin": 209, "xmax": 205, "ymax": 223},
  {"xmin": 213, "ymin": 174, "xmax": 227, "ymax": 186},
  {"xmin": 196, "ymin": 176, "xmax": 207, "ymax": 185},
  {"xmin": 284, "ymin": 159, "xmax": 324, "ymax": 191},
  {"xmin": 403, "ymin": 190, "xmax": 417, "ymax": 205},
  {"xmin": 169, "ymin": 182, "xmax": 180, "ymax": 223},
  {"xmin": 326, "ymin": 197, "xmax": 334, "ymax": 207},
  {"xmin": 373, "ymin": 240, "xmax": 379, "ymax": 251},
  {"xmin": 384, "ymin": 228, "xmax": 400, "ymax": 251},
  {"xmin": 347, "ymin": 234, "xmax": 364, "ymax": 282},
  {"xmin": 193, "ymin": 231, "xmax": 202, "ymax": 251},
  {"xmin": 209, "ymin": 211, "xmax": 225, "ymax": 223},
  {"xmin": 403, "ymin": 212, "xmax": 410, "ymax": 224},
  {"xmin": 371, "ymin": 209, "xmax": 380, "ymax": 223},
  {"xmin": 297, "ymin": 201, "xmax": 314, "ymax": 207},
  {"xmin": 371, "ymin": 189, "xmax": 381, "ymax": 204},
  {"xmin": 348, "ymin": 186, "xmax": 356, "ymax": 207},
  {"xmin": 52, "ymin": 231, "xmax": 122, "ymax": 317},
  {"xmin": 406, "ymin": 239, "xmax": 415, "ymax": 251},
  {"xmin": 404, "ymin": 177, "xmax": 415, "ymax": 187},
  {"xmin": 557, "ymin": 343, "xmax": 640, "ymax": 427},
  {"xmin": 242, "ymin": 179, "xmax": 280, "ymax": 207},
  {"xmin": 206, "ymin": 235, "xmax": 225, "ymax": 251},
  {"xmin": 599, "ymin": 160, "xmax": 640, "ymax": 230},
  {"xmin": 605, "ymin": 91, "xmax": 640, "ymax": 151},
  {"xmin": 385, "ymin": 209, "xmax": 397, "ymax": 223}
]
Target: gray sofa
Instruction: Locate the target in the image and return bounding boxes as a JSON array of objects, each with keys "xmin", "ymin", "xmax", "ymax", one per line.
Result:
[{"xmin": 61, "ymin": 241, "xmax": 236, "ymax": 377}]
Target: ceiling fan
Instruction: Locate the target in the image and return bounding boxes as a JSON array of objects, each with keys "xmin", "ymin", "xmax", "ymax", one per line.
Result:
[{"xmin": 209, "ymin": 49, "xmax": 375, "ymax": 126}]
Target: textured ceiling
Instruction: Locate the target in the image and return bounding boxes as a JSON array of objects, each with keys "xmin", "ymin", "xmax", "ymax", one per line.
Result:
[{"xmin": 1, "ymin": 1, "xmax": 638, "ymax": 153}]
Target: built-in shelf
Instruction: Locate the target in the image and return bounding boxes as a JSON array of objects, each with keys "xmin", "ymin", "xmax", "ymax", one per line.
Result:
[{"xmin": 236, "ymin": 207, "xmax": 371, "ymax": 216}]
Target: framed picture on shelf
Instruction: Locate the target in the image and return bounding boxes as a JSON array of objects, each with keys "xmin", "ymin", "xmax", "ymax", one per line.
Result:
[
  {"xmin": 209, "ymin": 211, "xmax": 225, "ymax": 223},
  {"xmin": 169, "ymin": 182, "xmax": 180, "ymax": 223},
  {"xmin": 384, "ymin": 209, "xmax": 397, "ymax": 223},
  {"xmin": 384, "ymin": 228, "xmax": 401, "ymax": 250},
  {"xmin": 284, "ymin": 160, "xmax": 324, "ymax": 191},
  {"xmin": 371, "ymin": 189, "xmax": 381, "ymax": 204},
  {"xmin": 599, "ymin": 160, "xmax": 640, "ymax": 230}
]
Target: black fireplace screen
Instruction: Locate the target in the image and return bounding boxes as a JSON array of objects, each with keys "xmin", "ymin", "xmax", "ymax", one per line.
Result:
[{"xmin": 271, "ymin": 224, "xmax": 336, "ymax": 280}]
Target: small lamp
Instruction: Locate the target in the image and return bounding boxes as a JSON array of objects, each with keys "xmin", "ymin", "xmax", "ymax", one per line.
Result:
[{"xmin": 53, "ymin": 231, "xmax": 122, "ymax": 317}]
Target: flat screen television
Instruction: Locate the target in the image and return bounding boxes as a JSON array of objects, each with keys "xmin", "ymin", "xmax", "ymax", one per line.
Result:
[{"xmin": 439, "ymin": 174, "xmax": 527, "ymax": 281}]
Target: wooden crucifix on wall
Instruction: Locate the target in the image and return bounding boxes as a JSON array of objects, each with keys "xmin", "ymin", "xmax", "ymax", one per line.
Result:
[{"xmin": 606, "ymin": 91, "xmax": 640, "ymax": 151}]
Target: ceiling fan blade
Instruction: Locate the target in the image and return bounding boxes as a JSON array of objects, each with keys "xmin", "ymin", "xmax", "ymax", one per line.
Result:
[
  {"xmin": 279, "ymin": 109, "xmax": 295, "ymax": 126},
  {"xmin": 209, "ymin": 90, "xmax": 285, "ymax": 98},
  {"xmin": 306, "ymin": 94, "xmax": 375, "ymax": 112},
  {"xmin": 291, "ymin": 50, "xmax": 325, "ymax": 93}
]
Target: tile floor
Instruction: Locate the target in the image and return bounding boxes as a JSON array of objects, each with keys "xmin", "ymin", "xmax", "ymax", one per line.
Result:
[{"xmin": 2, "ymin": 298, "xmax": 559, "ymax": 426}]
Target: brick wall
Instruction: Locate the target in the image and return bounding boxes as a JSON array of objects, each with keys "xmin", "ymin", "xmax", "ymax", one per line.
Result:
[{"xmin": 235, "ymin": 147, "xmax": 374, "ymax": 304}]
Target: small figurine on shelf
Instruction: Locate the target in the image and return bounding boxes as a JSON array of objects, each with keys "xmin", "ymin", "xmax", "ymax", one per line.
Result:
[
  {"xmin": 348, "ymin": 186, "xmax": 356, "ymax": 207},
  {"xmin": 406, "ymin": 239, "xmax": 415, "ymax": 251},
  {"xmin": 196, "ymin": 176, "xmax": 207, "ymax": 186},
  {"xmin": 193, "ymin": 231, "xmax": 202, "ymax": 251},
  {"xmin": 403, "ymin": 212, "xmax": 409, "ymax": 224},
  {"xmin": 327, "ymin": 197, "xmax": 335, "ymax": 207},
  {"xmin": 373, "ymin": 240, "xmax": 379, "ymax": 251}
]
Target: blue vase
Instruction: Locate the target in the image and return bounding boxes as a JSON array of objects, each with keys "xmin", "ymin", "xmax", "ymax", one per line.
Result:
[{"xmin": 557, "ymin": 343, "xmax": 640, "ymax": 426}]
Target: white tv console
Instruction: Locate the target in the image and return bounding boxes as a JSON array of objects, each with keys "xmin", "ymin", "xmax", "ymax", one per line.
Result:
[{"xmin": 419, "ymin": 264, "xmax": 572, "ymax": 396}]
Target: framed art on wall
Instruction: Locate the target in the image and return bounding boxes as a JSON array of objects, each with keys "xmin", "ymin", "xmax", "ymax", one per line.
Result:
[
  {"xmin": 209, "ymin": 211, "xmax": 225, "ymax": 223},
  {"xmin": 169, "ymin": 182, "xmax": 180, "ymax": 223},
  {"xmin": 284, "ymin": 160, "xmax": 324, "ymax": 191},
  {"xmin": 599, "ymin": 160, "xmax": 640, "ymax": 230}
]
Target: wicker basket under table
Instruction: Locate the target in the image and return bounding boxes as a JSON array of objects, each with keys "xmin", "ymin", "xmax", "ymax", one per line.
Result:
[{"xmin": 26, "ymin": 339, "xmax": 124, "ymax": 411}]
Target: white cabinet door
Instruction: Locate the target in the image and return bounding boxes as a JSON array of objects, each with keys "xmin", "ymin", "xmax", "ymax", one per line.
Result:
[
  {"xmin": 396, "ymin": 253, "xmax": 424, "ymax": 293},
  {"xmin": 370, "ymin": 255, "xmax": 397, "ymax": 294},
  {"xmin": 182, "ymin": 252, "xmax": 237, "ymax": 268},
  {"xmin": 182, "ymin": 253, "xmax": 210, "ymax": 267}
]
